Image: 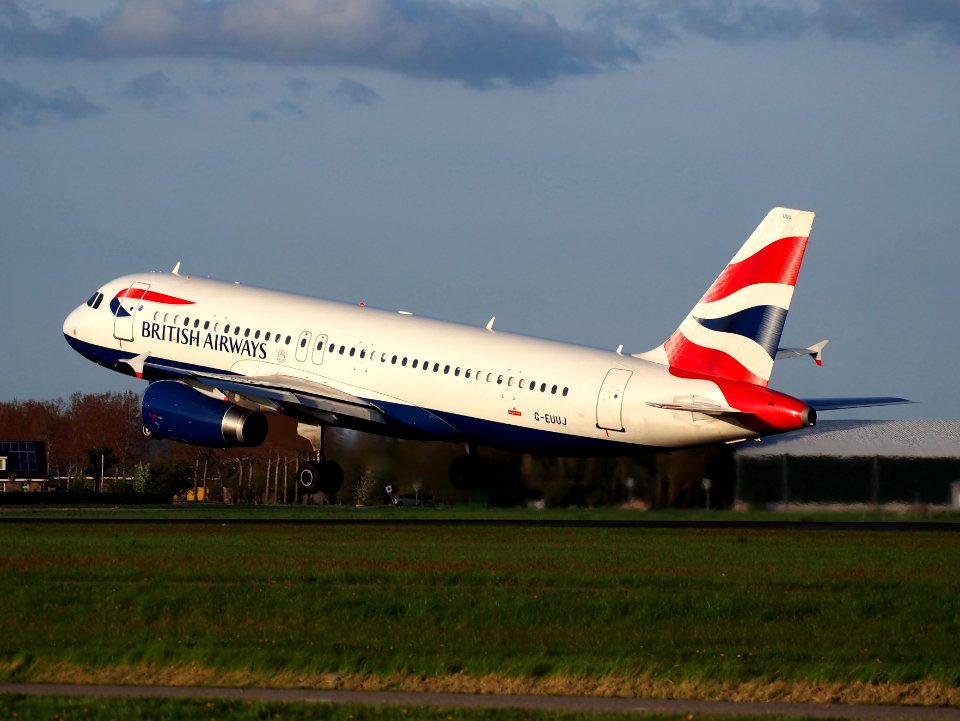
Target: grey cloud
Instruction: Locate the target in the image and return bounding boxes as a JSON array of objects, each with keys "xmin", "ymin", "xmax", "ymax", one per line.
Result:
[
  {"xmin": 331, "ymin": 78, "xmax": 381, "ymax": 106},
  {"xmin": 0, "ymin": 0, "xmax": 635, "ymax": 89},
  {"xmin": 286, "ymin": 77, "xmax": 316, "ymax": 96},
  {"xmin": 815, "ymin": 1, "xmax": 960, "ymax": 45},
  {"xmin": 119, "ymin": 70, "xmax": 185, "ymax": 107},
  {"xmin": 589, "ymin": 0, "xmax": 960, "ymax": 46},
  {"xmin": 272, "ymin": 99, "xmax": 306, "ymax": 118},
  {"xmin": 0, "ymin": 76, "xmax": 102, "ymax": 127}
]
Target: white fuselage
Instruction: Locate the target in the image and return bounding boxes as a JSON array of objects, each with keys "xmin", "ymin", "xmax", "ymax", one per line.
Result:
[{"xmin": 64, "ymin": 271, "xmax": 771, "ymax": 454}]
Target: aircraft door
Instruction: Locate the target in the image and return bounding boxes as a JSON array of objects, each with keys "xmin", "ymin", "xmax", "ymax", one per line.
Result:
[
  {"xmin": 295, "ymin": 331, "xmax": 312, "ymax": 363},
  {"xmin": 596, "ymin": 368, "xmax": 633, "ymax": 432},
  {"xmin": 311, "ymin": 334, "xmax": 328, "ymax": 365},
  {"xmin": 113, "ymin": 282, "xmax": 150, "ymax": 342}
]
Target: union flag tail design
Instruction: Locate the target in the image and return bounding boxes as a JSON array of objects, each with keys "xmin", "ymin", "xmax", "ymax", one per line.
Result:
[{"xmin": 639, "ymin": 207, "xmax": 815, "ymax": 387}]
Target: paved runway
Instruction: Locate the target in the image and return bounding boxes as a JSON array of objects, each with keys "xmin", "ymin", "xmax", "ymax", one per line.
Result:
[{"xmin": 2, "ymin": 683, "xmax": 959, "ymax": 720}]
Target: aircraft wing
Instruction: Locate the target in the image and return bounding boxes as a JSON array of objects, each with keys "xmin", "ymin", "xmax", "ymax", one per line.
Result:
[
  {"xmin": 138, "ymin": 359, "xmax": 387, "ymax": 425},
  {"xmin": 801, "ymin": 397, "xmax": 913, "ymax": 411}
]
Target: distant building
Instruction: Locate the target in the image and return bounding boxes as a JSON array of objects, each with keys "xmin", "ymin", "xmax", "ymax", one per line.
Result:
[
  {"xmin": 734, "ymin": 420, "xmax": 960, "ymax": 507},
  {"xmin": 0, "ymin": 441, "xmax": 48, "ymax": 491}
]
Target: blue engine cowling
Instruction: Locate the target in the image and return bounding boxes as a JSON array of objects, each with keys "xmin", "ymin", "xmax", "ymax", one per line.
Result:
[{"xmin": 141, "ymin": 380, "xmax": 268, "ymax": 448}]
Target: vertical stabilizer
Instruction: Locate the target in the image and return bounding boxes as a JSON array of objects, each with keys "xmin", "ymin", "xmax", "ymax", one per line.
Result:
[{"xmin": 637, "ymin": 207, "xmax": 815, "ymax": 387}]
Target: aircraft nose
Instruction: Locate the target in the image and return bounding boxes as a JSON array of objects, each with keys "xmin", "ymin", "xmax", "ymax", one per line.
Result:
[{"xmin": 63, "ymin": 305, "xmax": 84, "ymax": 340}]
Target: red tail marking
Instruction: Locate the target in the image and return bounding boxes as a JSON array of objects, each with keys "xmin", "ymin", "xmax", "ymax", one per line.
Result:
[
  {"xmin": 701, "ymin": 236, "xmax": 807, "ymax": 303},
  {"xmin": 665, "ymin": 334, "xmax": 766, "ymax": 386}
]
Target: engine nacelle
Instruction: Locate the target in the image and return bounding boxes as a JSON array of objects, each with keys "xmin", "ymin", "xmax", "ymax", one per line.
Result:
[{"xmin": 141, "ymin": 380, "xmax": 268, "ymax": 448}]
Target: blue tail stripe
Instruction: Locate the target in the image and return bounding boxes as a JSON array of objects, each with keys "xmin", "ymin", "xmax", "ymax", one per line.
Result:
[{"xmin": 694, "ymin": 305, "xmax": 787, "ymax": 359}]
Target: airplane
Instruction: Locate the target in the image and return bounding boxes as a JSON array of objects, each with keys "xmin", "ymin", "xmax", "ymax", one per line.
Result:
[{"xmin": 63, "ymin": 207, "xmax": 908, "ymax": 495}]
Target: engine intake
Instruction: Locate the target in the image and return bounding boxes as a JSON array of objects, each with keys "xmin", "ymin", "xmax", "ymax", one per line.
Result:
[{"xmin": 141, "ymin": 380, "xmax": 268, "ymax": 448}]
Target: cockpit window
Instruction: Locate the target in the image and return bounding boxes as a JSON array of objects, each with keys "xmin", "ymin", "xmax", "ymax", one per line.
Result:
[{"xmin": 86, "ymin": 292, "xmax": 104, "ymax": 309}]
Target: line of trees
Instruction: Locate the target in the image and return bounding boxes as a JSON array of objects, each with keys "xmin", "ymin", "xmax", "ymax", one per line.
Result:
[{"xmin": 0, "ymin": 392, "xmax": 734, "ymax": 507}]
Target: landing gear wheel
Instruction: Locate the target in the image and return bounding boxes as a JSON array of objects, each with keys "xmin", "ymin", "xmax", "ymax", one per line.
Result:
[{"xmin": 297, "ymin": 460, "xmax": 344, "ymax": 495}]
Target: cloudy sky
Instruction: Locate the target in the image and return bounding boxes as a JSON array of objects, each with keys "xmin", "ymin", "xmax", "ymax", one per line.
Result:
[{"xmin": 1, "ymin": 0, "xmax": 957, "ymax": 420}]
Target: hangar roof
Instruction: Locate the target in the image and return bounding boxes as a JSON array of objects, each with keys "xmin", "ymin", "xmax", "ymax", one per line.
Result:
[{"xmin": 735, "ymin": 420, "xmax": 960, "ymax": 459}]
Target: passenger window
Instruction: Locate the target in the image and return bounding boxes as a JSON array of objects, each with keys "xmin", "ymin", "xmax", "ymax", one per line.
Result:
[
  {"xmin": 360, "ymin": 350, "xmax": 366, "ymax": 359},
  {"xmin": 412, "ymin": 359, "xmax": 418, "ymax": 368},
  {"xmin": 540, "ymin": 383, "xmax": 546, "ymax": 392},
  {"xmin": 316, "ymin": 341, "xmax": 323, "ymax": 350},
  {"xmin": 529, "ymin": 381, "xmax": 536, "ymax": 390},
  {"xmin": 454, "ymin": 367, "xmax": 460, "ymax": 376},
  {"xmin": 244, "ymin": 328, "xmax": 250, "ymax": 337},
  {"xmin": 434, "ymin": 363, "xmax": 440, "ymax": 372},
  {"xmin": 486, "ymin": 373, "xmax": 493, "ymax": 382},
  {"xmin": 465, "ymin": 369, "xmax": 471, "ymax": 379},
  {"xmin": 183, "ymin": 317, "xmax": 190, "ymax": 327},
  {"xmin": 562, "ymin": 387, "xmax": 569, "ymax": 397},
  {"xmin": 392, "ymin": 355, "xmax": 398, "ymax": 364},
  {"xmin": 234, "ymin": 326, "xmax": 241, "ymax": 335},
  {"xmin": 194, "ymin": 319, "xmax": 200, "ymax": 328},
  {"xmin": 224, "ymin": 324, "xmax": 231, "ymax": 333},
  {"xmin": 254, "ymin": 330, "xmax": 260, "ymax": 339},
  {"xmin": 300, "ymin": 337, "xmax": 308, "ymax": 348},
  {"xmin": 204, "ymin": 321, "xmax": 210, "ymax": 330},
  {"xmin": 153, "ymin": 311, "xmax": 159, "ymax": 321},
  {"xmin": 329, "ymin": 343, "xmax": 335, "ymax": 352},
  {"xmin": 339, "ymin": 346, "xmax": 346, "ymax": 355},
  {"xmin": 551, "ymin": 385, "xmax": 558, "ymax": 394},
  {"xmin": 444, "ymin": 365, "xmax": 450, "ymax": 374},
  {"xmin": 214, "ymin": 323, "xmax": 220, "ymax": 332},
  {"xmin": 164, "ymin": 314, "xmax": 170, "ymax": 323},
  {"xmin": 285, "ymin": 335, "xmax": 292, "ymax": 345},
  {"xmin": 402, "ymin": 357, "xmax": 408, "ymax": 366},
  {"xmin": 264, "ymin": 331, "xmax": 270, "ymax": 340},
  {"xmin": 350, "ymin": 348, "xmax": 356, "ymax": 357},
  {"xmin": 508, "ymin": 377, "xmax": 514, "ymax": 387}
]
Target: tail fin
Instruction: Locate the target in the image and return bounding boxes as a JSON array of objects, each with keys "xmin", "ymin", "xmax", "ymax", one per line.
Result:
[{"xmin": 638, "ymin": 207, "xmax": 815, "ymax": 387}]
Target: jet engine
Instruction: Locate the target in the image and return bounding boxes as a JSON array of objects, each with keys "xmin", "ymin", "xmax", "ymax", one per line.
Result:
[{"xmin": 141, "ymin": 380, "xmax": 268, "ymax": 448}]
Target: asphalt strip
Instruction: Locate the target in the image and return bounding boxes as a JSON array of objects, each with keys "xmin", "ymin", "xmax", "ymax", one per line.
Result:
[{"xmin": 1, "ymin": 683, "xmax": 959, "ymax": 720}]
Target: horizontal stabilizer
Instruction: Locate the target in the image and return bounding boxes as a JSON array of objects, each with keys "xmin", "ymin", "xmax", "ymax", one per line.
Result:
[
  {"xmin": 802, "ymin": 397, "xmax": 913, "ymax": 411},
  {"xmin": 776, "ymin": 339, "xmax": 829, "ymax": 366}
]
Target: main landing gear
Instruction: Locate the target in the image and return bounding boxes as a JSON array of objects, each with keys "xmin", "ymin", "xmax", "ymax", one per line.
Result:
[
  {"xmin": 296, "ymin": 423, "xmax": 344, "ymax": 496},
  {"xmin": 449, "ymin": 444, "xmax": 496, "ymax": 490}
]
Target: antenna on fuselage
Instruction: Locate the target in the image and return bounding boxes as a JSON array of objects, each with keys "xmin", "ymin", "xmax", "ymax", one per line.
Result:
[
  {"xmin": 172, "ymin": 261, "xmax": 182, "ymax": 276},
  {"xmin": 485, "ymin": 316, "xmax": 496, "ymax": 331}
]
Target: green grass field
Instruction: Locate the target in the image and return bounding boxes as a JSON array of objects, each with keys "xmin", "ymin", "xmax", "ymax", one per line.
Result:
[{"xmin": 1, "ymin": 510, "xmax": 958, "ymax": 710}]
